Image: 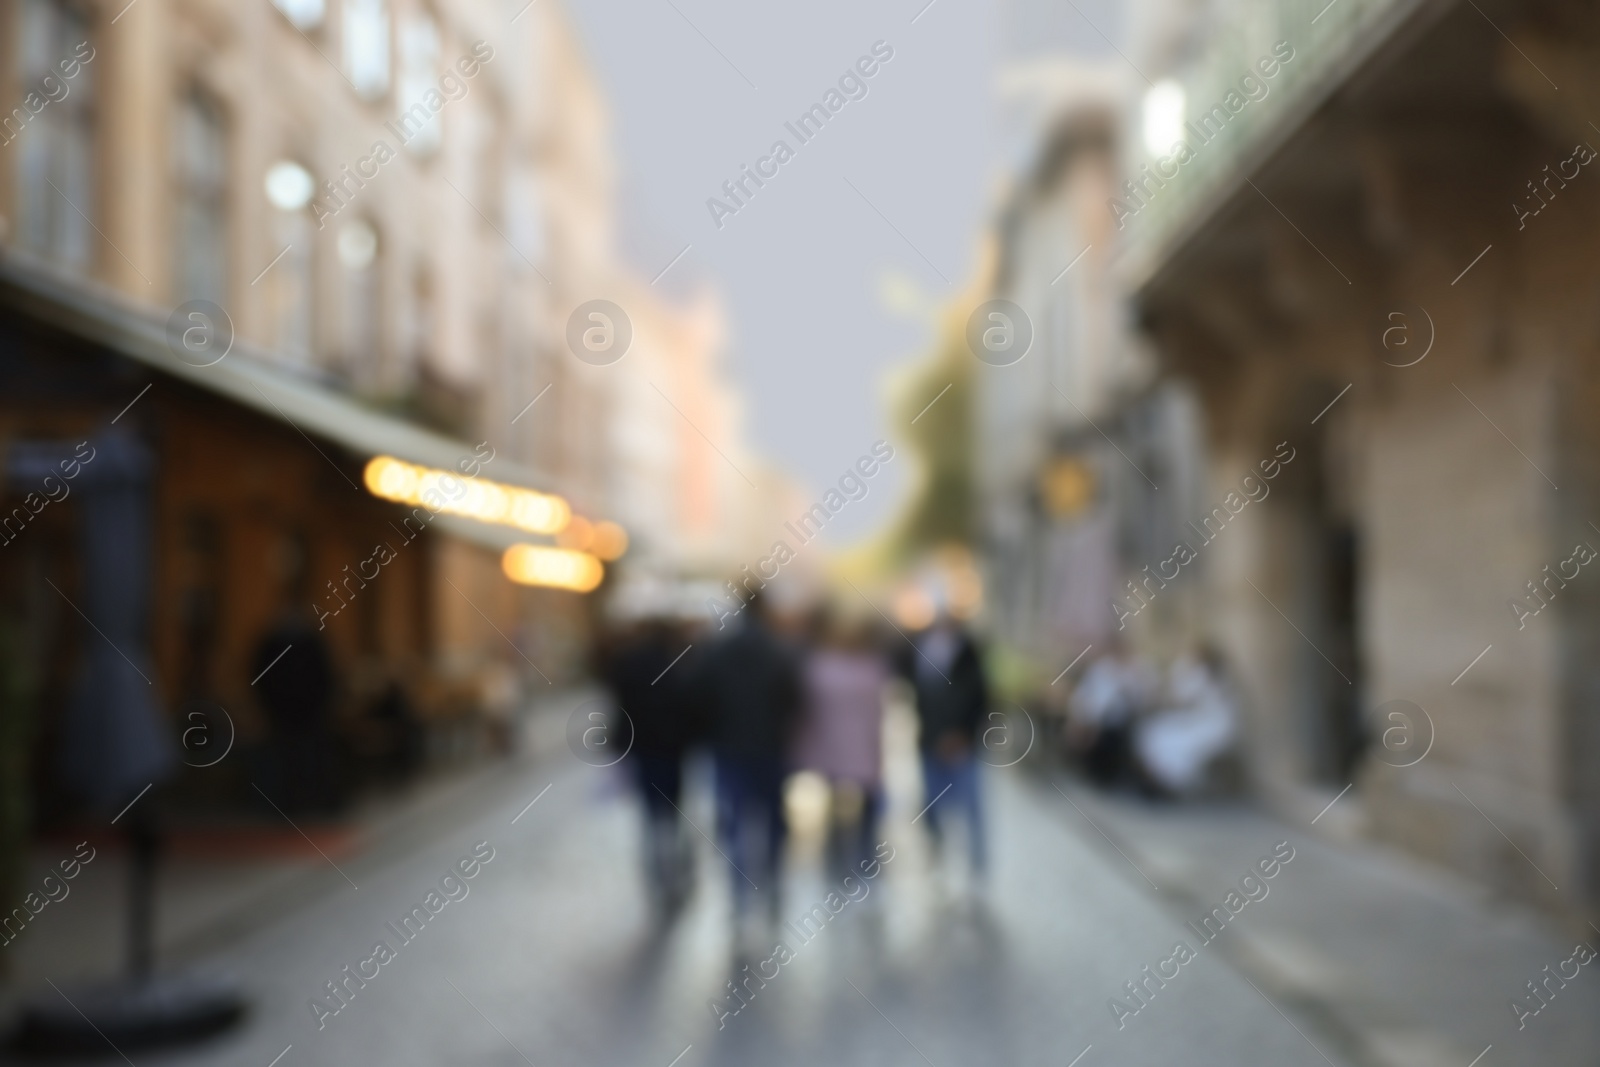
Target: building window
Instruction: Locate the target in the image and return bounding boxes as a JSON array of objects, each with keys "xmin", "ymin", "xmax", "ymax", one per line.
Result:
[
  {"xmin": 402, "ymin": 264, "xmax": 434, "ymax": 383},
  {"xmin": 271, "ymin": 0, "xmax": 325, "ymax": 31},
  {"xmin": 344, "ymin": 0, "xmax": 391, "ymax": 101},
  {"xmin": 263, "ymin": 160, "xmax": 316, "ymax": 363},
  {"xmin": 172, "ymin": 88, "xmax": 228, "ymax": 306},
  {"xmin": 475, "ymin": 113, "xmax": 502, "ymax": 222},
  {"xmin": 506, "ymin": 159, "xmax": 545, "ymax": 269},
  {"xmin": 14, "ymin": 0, "xmax": 95, "ymax": 271},
  {"xmin": 274, "ymin": 216, "xmax": 314, "ymax": 361},
  {"xmin": 337, "ymin": 219, "xmax": 380, "ymax": 384},
  {"xmin": 397, "ymin": 12, "xmax": 441, "ymax": 154}
]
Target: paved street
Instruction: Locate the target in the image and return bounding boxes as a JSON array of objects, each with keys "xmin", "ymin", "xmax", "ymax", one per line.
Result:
[
  {"xmin": 103, "ymin": 717, "xmax": 1345, "ymax": 1067},
  {"xmin": 8, "ymin": 696, "xmax": 1595, "ymax": 1067}
]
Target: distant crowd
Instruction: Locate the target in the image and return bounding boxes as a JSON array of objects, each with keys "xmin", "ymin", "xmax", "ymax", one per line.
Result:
[{"xmin": 598, "ymin": 592, "xmax": 988, "ymax": 942}]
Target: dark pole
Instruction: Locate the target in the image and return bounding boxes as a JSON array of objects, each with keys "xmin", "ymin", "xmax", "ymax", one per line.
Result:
[{"xmin": 125, "ymin": 804, "xmax": 159, "ymax": 981}]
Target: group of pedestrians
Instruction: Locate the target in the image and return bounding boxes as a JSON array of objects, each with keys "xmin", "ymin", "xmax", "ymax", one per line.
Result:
[{"xmin": 599, "ymin": 591, "xmax": 991, "ymax": 939}]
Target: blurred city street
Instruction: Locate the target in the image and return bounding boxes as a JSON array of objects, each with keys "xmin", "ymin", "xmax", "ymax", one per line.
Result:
[
  {"xmin": 5, "ymin": 0, "xmax": 1600, "ymax": 1061},
  {"xmin": 2, "ymin": 696, "xmax": 1592, "ymax": 1067}
]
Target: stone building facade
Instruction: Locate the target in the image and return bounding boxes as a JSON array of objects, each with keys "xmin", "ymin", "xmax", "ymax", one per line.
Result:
[{"xmin": 1125, "ymin": 0, "xmax": 1600, "ymax": 917}]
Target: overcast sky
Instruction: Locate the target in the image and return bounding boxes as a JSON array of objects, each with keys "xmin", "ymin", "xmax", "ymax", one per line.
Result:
[{"xmin": 561, "ymin": 0, "xmax": 1122, "ymax": 545}]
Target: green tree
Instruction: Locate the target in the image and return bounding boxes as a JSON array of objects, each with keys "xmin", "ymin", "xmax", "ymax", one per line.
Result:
[{"xmin": 881, "ymin": 301, "xmax": 979, "ymax": 563}]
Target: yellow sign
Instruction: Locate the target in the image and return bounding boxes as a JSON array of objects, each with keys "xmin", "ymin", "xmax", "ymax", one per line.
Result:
[
  {"xmin": 1041, "ymin": 458, "xmax": 1094, "ymax": 518},
  {"xmin": 502, "ymin": 544, "xmax": 605, "ymax": 593},
  {"xmin": 363, "ymin": 456, "xmax": 571, "ymax": 535}
]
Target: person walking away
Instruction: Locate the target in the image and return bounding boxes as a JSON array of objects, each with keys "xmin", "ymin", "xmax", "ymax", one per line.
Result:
[
  {"xmin": 364, "ymin": 677, "xmax": 423, "ymax": 786},
  {"xmin": 700, "ymin": 592, "xmax": 801, "ymax": 941},
  {"xmin": 250, "ymin": 606, "xmax": 342, "ymax": 816},
  {"xmin": 898, "ymin": 610, "xmax": 989, "ymax": 881},
  {"xmin": 794, "ymin": 608, "xmax": 890, "ymax": 881},
  {"xmin": 602, "ymin": 616, "xmax": 702, "ymax": 916}
]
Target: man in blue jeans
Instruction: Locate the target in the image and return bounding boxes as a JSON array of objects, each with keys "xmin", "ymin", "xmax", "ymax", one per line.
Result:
[
  {"xmin": 898, "ymin": 611, "xmax": 989, "ymax": 879},
  {"xmin": 699, "ymin": 592, "xmax": 801, "ymax": 935}
]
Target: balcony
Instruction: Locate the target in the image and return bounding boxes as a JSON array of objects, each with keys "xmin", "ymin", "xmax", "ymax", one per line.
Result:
[{"xmin": 1123, "ymin": 0, "xmax": 1431, "ymax": 286}]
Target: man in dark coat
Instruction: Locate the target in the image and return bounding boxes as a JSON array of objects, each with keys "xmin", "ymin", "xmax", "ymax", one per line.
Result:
[
  {"xmin": 698, "ymin": 592, "xmax": 801, "ymax": 926},
  {"xmin": 251, "ymin": 611, "xmax": 342, "ymax": 815},
  {"xmin": 602, "ymin": 617, "xmax": 702, "ymax": 914},
  {"xmin": 896, "ymin": 611, "xmax": 989, "ymax": 878}
]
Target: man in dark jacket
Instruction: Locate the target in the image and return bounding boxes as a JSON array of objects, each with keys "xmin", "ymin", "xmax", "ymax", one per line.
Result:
[
  {"xmin": 698, "ymin": 592, "xmax": 800, "ymax": 927},
  {"xmin": 251, "ymin": 609, "xmax": 342, "ymax": 815},
  {"xmin": 897, "ymin": 611, "xmax": 989, "ymax": 878},
  {"xmin": 602, "ymin": 617, "xmax": 702, "ymax": 914}
]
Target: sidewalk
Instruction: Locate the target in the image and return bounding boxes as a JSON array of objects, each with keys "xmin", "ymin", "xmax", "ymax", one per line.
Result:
[
  {"xmin": 0, "ymin": 689, "xmax": 586, "ymax": 1014},
  {"xmin": 1040, "ymin": 771, "xmax": 1600, "ymax": 1067}
]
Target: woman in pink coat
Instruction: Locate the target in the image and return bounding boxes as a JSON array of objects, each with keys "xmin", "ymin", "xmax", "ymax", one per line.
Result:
[{"xmin": 794, "ymin": 610, "xmax": 890, "ymax": 877}]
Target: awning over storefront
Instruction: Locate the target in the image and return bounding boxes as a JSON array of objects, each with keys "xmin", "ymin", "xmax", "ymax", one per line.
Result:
[{"xmin": 0, "ymin": 251, "xmax": 553, "ymax": 554}]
